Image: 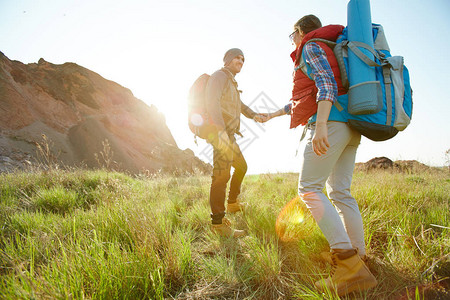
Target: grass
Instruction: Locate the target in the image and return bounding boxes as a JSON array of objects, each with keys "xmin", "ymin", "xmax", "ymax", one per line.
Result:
[{"xmin": 0, "ymin": 169, "xmax": 449, "ymax": 299}]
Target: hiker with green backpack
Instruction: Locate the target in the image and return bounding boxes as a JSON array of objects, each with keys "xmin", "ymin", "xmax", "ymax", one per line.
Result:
[{"xmin": 188, "ymin": 48, "xmax": 267, "ymax": 238}]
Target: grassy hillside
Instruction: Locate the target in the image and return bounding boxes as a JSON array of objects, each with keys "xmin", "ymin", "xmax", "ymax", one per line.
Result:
[{"xmin": 0, "ymin": 169, "xmax": 449, "ymax": 299}]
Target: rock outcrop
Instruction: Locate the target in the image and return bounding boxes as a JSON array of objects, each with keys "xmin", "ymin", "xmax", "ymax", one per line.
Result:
[
  {"xmin": 363, "ymin": 157, "xmax": 394, "ymax": 170},
  {"xmin": 0, "ymin": 52, "xmax": 210, "ymax": 174},
  {"xmin": 355, "ymin": 157, "xmax": 432, "ymax": 173}
]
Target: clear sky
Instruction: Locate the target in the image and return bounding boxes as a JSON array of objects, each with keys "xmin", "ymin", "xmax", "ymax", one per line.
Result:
[{"xmin": 1, "ymin": 0, "xmax": 449, "ymax": 174}]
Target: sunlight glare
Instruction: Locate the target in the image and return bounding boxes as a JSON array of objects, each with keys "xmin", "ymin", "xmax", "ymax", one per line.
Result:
[
  {"xmin": 276, "ymin": 196, "xmax": 309, "ymax": 242},
  {"xmin": 190, "ymin": 113, "xmax": 204, "ymax": 127}
]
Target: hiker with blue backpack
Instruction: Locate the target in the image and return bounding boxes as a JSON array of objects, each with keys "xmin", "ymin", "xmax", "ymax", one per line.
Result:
[
  {"xmin": 263, "ymin": 0, "xmax": 412, "ymax": 294},
  {"xmin": 263, "ymin": 14, "xmax": 380, "ymax": 296}
]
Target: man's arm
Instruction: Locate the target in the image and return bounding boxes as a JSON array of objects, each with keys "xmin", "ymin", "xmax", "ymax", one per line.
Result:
[{"xmin": 240, "ymin": 101, "xmax": 257, "ymax": 119}]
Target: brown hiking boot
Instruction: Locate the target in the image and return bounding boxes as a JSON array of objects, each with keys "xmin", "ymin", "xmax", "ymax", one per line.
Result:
[
  {"xmin": 227, "ymin": 200, "xmax": 247, "ymax": 214},
  {"xmin": 315, "ymin": 249, "xmax": 377, "ymax": 296},
  {"xmin": 210, "ymin": 217, "xmax": 246, "ymax": 238}
]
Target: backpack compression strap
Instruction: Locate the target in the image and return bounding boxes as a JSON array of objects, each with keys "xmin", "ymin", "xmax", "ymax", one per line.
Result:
[{"xmin": 344, "ymin": 40, "xmax": 396, "ymax": 125}]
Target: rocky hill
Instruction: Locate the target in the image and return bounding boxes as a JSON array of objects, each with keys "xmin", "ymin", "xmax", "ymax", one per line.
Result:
[{"xmin": 0, "ymin": 52, "xmax": 210, "ymax": 174}]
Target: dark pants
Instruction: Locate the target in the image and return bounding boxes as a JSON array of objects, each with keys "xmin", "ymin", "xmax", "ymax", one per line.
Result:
[{"xmin": 209, "ymin": 140, "xmax": 247, "ymax": 224}]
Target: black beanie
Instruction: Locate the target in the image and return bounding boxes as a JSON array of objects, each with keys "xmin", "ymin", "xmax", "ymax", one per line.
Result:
[{"xmin": 223, "ymin": 48, "xmax": 244, "ymax": 66}]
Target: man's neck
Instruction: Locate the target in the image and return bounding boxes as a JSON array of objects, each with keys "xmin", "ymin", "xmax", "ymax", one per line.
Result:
[{"xmin": 223, "ymin": 66, "xmax": 236, "ymax": 76}]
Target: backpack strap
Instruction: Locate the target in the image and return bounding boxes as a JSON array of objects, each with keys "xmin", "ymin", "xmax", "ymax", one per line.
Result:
[
  {"xmin": 333, "ymin": 42, "xmax": 349, "ymax": 90},
  {"xmin": 221, "ymin": 67, "xmax": 238, "ymax": 87},
  {"xmin": 301, "ymin": 38, "xmax": 353, "ymax": 91},
  {"xmin": 382, "ymin": 65, "xmax": 393, "ymax": 126},
  {"xmin": 219, "ymin": 68, "xmax": 245, "ymax": 136},
  {"xmin": 294, "ymin": 38, "xmax": 337, "ymax": 73},
  {"xmin": 306, "ymin": 38, "xmax": 337, "ymax": 48},
  {"xmin": 295, "ymin": 38, "xmax": 346, "ymax": 123},
  {"xmin": 345, "ymin": 40, "xmax": 384, "ymax": 67}
]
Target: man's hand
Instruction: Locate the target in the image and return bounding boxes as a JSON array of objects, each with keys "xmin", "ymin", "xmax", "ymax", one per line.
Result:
[
  {"xmin": 254, "ymin": 106, "xmax": 290, "ymax": 123},
  {"xmin": 312, "ymin": 122, "xmax": 330, "ymax": 156},
  {"xmin": 253, "ymin": 113, "xmax": 270, "ymax": 123}
]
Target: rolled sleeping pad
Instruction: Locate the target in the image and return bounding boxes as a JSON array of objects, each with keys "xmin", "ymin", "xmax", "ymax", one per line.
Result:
[{"xmin": 347, "ymin": 0, "xmax": 382, "ymax": 115}]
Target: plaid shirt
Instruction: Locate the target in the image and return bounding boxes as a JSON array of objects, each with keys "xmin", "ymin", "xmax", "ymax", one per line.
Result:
[{"xmin": 303, "ymin": 42, "xmax": 338, "ymax": 104}]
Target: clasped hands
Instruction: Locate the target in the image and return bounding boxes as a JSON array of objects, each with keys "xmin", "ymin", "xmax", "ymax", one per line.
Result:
[{"xmin": 253, "ymin": 113, "xmax": 272, "ymax": 123}]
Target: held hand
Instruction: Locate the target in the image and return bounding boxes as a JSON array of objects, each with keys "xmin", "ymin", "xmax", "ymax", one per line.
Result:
[
  {"xmin": 312, "ymin": 123, "xmax": 330, "ymax": 156},
  {"xmin": 253, "ymin": 113, "xmax": 270, "ymax": 123}
]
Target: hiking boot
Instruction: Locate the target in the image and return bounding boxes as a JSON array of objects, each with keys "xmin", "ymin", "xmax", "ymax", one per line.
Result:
[
  {"xmin": 227, "ymin": 200, "xmax": 247, "ymax": 214},
  {"xmin": 210, "ymin": 218, "xmax": 246, "ymax": 238},
  {"xmin": 315, "ymin": 249, "xmax": 377, "ymax": 296},
  {"xmin": 222, "ymin": 217, "xmax": 232, "ymax": 226},
  {"xmin": 320, "ymin": 251, "xmax": 367, "ymax": 264}
]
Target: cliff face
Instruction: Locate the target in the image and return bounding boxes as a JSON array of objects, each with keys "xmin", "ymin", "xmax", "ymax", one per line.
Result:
[{"xmin": 0, "ymin": 52, "xmax": 210, "ymax": 174}]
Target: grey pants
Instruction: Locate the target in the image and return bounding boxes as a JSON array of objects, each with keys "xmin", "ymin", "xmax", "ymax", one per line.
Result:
[{"xmin": 298, "ymin": 121, "xmax": 366, "ymax": 255}]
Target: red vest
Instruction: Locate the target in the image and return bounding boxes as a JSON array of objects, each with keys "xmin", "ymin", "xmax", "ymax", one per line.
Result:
[{"xmin": 290, "ymin": 25, "xmax": 346, "ymax": 128}]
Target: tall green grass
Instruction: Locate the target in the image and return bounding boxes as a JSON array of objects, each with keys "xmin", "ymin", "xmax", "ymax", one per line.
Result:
[{"xmin": 0, "ymin": 169, "xmax": 448, "ymax": 299}]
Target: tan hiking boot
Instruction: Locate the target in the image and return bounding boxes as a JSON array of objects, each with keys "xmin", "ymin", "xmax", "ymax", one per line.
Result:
[
  {"xmin": 222, "ymin": 217, "xmax": 232, "ymax": 226},
  {"xmin": 227, "ymin": 200, "xmax": 247, "ymax": 214},
  {"xmin": 210, "ymin": 218, "xmax": 246, "ymax": 238},
  {"xmin": 320, "ymin": 251, "xmax": 367, "ymax": 264},
  {"xmin": 315, "ymin": 249, "xmax": 377, "ymax": 296}
]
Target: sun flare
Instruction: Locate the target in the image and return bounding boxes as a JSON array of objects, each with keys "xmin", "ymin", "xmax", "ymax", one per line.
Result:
[{"xmin": 275, "ymin": 196, "xmax": 310, "ymax": 242}]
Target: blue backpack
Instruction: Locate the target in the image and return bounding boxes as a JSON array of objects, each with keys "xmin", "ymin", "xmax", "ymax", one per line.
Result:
[{"xmin": 306, "ymin": 24, "xmax": 413, "ymax": 141}]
